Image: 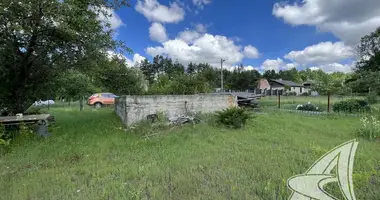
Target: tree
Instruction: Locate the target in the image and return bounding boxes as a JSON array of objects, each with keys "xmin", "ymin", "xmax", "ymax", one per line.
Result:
[
  {"xmin": 311, "ymin": 70, "xmax": 342, "ymax": 95},
  {"xmin": 0, "ymin": 0, "xmax": 130, "ymax": 114},
  {"xmin": 263, "ymin": 70, "xmax": 279, "ymax": 80},
  {"xmin": 96, "ymin": 58, "xmax": 147, "ymax": 95},
  {"xmin": 278, "ymin": 68, "xmax": 301, "ymax": 82},
  {"xmin": 356, "ymin": 26, "xmax": 380, "ymax": 72},
  {"xmin": 56, "ymin": 70, "xmax": 97, "ymax": 110}
]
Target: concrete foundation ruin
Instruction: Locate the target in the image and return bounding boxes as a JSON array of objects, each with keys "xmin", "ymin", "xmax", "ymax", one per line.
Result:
[{"xmin": 115, "ymin": 94, "xmax": 237, "ymax": 127}]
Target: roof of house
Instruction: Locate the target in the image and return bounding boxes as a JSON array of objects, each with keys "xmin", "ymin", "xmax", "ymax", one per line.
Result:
[
  {"xmin": 270, "ymin": 79, "xmax": 304, "ymax": 87},
  {"xmin": 257, "ymin": 79, "xmax": 271, "ymax": 89}
]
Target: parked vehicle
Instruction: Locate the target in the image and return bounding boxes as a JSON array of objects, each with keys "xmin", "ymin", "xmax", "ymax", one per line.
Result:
[
  {"xmin": 33, "ymin": 100, "xmax": 55, "ymax": 107},
  {"xmin": 88, "ymin": 93, "xmax": 118, "ymax": 109}
]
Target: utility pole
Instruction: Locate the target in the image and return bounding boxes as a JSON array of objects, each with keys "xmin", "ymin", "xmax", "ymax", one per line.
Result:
[{"xmin": 221, "ymin": 58, "xmax": 225, "ymax": 91}]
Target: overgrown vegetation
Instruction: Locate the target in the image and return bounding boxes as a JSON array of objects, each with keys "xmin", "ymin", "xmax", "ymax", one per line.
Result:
[
  {"xmin": 357, "ymin": 116, "xmax": 380, "ymax": 141},
  {"xmin": 1, "ymin": 107, "xmax": 379, "ymax": 199},
  {"xmin": 215, "ymin": 107, "xmax": 251, "ymax": 129}
]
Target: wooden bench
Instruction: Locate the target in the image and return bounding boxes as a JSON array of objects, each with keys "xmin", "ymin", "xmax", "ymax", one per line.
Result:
[{"xmin": 0, "ymin": 114, "xmax": 53, "ymax": 137}]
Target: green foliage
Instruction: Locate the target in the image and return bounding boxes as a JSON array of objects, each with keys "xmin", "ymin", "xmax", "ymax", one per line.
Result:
[
  {"xmin": 333, "ymin": 99, "xmax": 370, "ymax": 113},
  {"xmin": 357, "ymin": 116, "xmax": 380, "ymax": 141},
  {"xmin": 0, "ymin": 0, "xmax": 130, "ymax": 114},
  {"xmin": 56, "ymin": 70, "xmax": 97, "ymax": 99},
  {"xmin": 24, "ymin": 106, "xmax": 47, "ymax": 115},
  {"xmin": 301, "ymin": 92, "xmax": 310, "ymax": 96},
  {"xmin": 96, "ymin": 59, "xmax": 147, "ymax": 95},
  {"xmin": 149, "ymin": 74, "xmax": 211, "ymax": 95},
  {"xmin": 0, "ymin": 125, "xmax": 11, "ymax": 147},
  {"xmin": 356, "ymin": 26, "xmax": 380, "ymax": 72},
  {"xmin": 366, "ymin": 92, "xmax": 378, "ymax": 104},
  {"xmin": 215, "ymin": 107, "xmax": 251, "ymax": 129}
]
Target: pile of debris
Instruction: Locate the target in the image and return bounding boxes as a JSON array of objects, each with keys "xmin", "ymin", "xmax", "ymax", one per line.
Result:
[{"xmin": 168, "ymin": 116, "xmax": 201, "ymax": 126}]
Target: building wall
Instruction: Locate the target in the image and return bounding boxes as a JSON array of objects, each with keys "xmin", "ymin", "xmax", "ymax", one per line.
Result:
[{"xmin": 115, "ymin": 94, "xmax": 238, "ymax": 126}]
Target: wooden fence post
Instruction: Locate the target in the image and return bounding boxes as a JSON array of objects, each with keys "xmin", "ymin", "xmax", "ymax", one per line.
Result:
[
  {"xmin": 278, "ymin": 92, "xmax": 281, "ymax": 109},
  {"xmin": 328, "ymin": 93, "xmax": 331, "ymax": 113}
]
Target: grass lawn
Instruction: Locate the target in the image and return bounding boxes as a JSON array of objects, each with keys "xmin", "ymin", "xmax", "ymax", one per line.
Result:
[{"xmin": 1, "ymin": 106, "xmax": 379, "ymax": 199}]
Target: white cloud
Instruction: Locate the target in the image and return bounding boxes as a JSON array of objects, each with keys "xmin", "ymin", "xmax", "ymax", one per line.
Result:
[
  {"xmin": 243, "ymin": 45, "xmax": 260, "ymax": 59},
  {"xmin": 149, "ymin": 23, "xmax": 168, "ymax": 42},
  {"xmin": 107, "ymin": 51, "xmax": 146, "ymax": 67},
  {"xmin": 273, "ymin": 0, "xmax": 380, "ymax": 44},
  {"xmin": 96, "ymin": 7, "xmax": 124, "ymax": 30},
  {"xmin": 146, "ymin": 33, "xmax": 244, "ymax": 67},
  {"xmin": 194, "ymin": 23, "xmax": 208, "ymax": 33},
  {"xmin": 309, "ymin": 63, "xmax": 354, "ymax": 73},
  {"xmin": 284, "ymin": 63, "xmax": 299, "ymax": 70},
  {"xmin": 261, "ymin": 58, "xmax": 284, "ymax": 72},
  {"xmin": 193, "ymin": 0, "xmax": 211, "ymax": 8},
  {"xmin": 284, "ymin": 42, "xmax": 354, "ymax": 65},
  {"xmin": 131, "ymin": 53, "xmax": 146, "ymax": 67},
  {"xmin": 177, "ymin": 29, "xmax": 201, "ymax": 44},
  {"xmin": 136, "ymin": 0, "xmax": 185, "ymax": 23},
  {"xmin": 228, "ymin": 65, "xmax": 260, "ymax": 72}
]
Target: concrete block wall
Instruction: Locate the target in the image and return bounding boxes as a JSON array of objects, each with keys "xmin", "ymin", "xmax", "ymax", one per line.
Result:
[{"xmin": 115, "ymin": 94, "xmax": 237, "ymax": 126}]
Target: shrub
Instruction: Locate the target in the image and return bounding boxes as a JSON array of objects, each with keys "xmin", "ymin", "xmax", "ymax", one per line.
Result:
[
  {"xmin": 0, "ymin": 125, "xmax": 11, "ymax": 146},
  {"xmin": 333, "ymin": 99, "xmax": 370, "ymax": 113},
  {"xmin": 215, "ymin": 107, "xmax": 251, "ymax": 129},
  {"xmin": 357, "ymin": 116, "xmax": 380, "ymax": 141},
  {"xmin": 366, "ymin": 92, "xmax": 378, "ymax": 104},
  {"xmin": 301, "ymin": 92, "xmax": 309, "ymax": 96},
  {"xmin": 296, "ymin": 103, "xmax": 319, "ymax": 111}
]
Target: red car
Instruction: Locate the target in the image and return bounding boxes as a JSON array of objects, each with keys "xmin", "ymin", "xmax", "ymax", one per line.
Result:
[{"xmin": 88, "ymin": 93, "xmax": 118, "ymax": 108}]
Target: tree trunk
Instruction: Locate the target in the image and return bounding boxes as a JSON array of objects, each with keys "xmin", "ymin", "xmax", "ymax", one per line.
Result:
[{"xmin": 80, "ymin": 96, "xmax": 84, "ymax": 111}]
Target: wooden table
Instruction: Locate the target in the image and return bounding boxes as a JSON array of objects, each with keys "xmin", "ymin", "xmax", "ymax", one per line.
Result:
[{"xmin": 0, "ymin": 114, "xmax": 52, "ymax": 137}]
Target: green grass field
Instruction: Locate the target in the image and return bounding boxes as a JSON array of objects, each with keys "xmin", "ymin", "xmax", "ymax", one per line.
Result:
[{"xmin": 1, "ymin": 105, "xmax": 379, "ymax": 199}]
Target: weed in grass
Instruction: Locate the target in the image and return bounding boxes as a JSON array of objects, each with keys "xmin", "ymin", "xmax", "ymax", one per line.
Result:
[{"xmin": 357, "ymin": 116, "xmax": 380, "ymax": 141}]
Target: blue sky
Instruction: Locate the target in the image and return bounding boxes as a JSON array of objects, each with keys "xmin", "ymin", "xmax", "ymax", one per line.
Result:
[{"xmin": 105, "ymin": 0, "xmax": 380, "ymax": 73}]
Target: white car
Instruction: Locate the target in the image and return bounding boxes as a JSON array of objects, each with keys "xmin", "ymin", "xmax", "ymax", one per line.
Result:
[{"xmin": 33, "ymin": 100, "xmax": 55, "ymax": 107}]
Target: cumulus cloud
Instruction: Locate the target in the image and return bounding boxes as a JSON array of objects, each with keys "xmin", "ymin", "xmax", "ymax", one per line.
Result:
[
  {"xmin": 228, "ymin": 65, "xmax": 260, "ymax": 72},
  {"xmin": 146, "ymin": 33, "xmax": 245, "ymax": 67},
  {"xmin": 284, "ymin": 42, "xmax": 354, "ymax": 65},
  {"xmin": 261, "ymin": 58, "xmax": 284, "ymax": 72},
  {"xmin": 273, "ymin": 0, "xmax": 380, "ymax": 44},
  {"xmin": 136, "ymin": 0, "xmax": 185, "ymax": 23},
  {"xmin": 309, "ymin": 63, "xmax": 354, "ymax": 73},
  {"xmin": 195, "ymin": 23, "xmax": 208, "ymax": 33},
  {"xmin": 177, "ymin": 29, "xmax": 201, "ymax": 44},
  {"xmin": 244, "ymin": 45, "xmax": 260, "ymax": 59},
  {"xmin": 149, "ymin": 23, "xmax": 168, "ymax": 42},
  {"xmin": 96, "ymin": 7, "xmax": 124, "ymax": 30},
  {"xmin": 284, "ymin": 63, "xmax": 299, "ymax": 70},
  {"xmin": 130, "ymin": 53, "xmax": 147, "ymax": 67},
  {"xmin": 107, "ymin": 51, "xmax": 146, "ymax": 67}
]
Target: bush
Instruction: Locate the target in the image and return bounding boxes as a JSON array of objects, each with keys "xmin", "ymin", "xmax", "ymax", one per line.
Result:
[
  {"xmin": 366, "ymin": 92, "xmax": 378, "ymax": 104},
  {"xmin": 333, "ymin": 99, "xmax": 370, "ymax": 113},
  {"xmin": 357, "ymin": 116, "xmax": 380, "ymax": 141},
  {"xmin": 296, "ymin": 103, "xmax": 319, "ymax": 111},
  {"xmin": 215, "ymin": 107, "xmax": 251, "ymax": 129},
  {"xmin": 300, "ymin": 92, "xmax": 309, "ymax": 96}
]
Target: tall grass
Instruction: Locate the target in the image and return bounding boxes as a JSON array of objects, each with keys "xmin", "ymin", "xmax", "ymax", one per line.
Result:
[{"xmin": 0, "ymin": 107, "xmax": 379, "ymax": 199}]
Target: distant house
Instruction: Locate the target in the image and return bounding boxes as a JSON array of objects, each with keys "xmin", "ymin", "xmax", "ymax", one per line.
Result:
[{"xmin": 257, "ymin": 79, "xmax": 312, "ymax": 96}]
